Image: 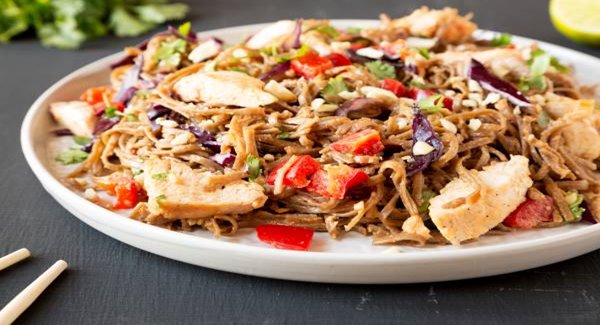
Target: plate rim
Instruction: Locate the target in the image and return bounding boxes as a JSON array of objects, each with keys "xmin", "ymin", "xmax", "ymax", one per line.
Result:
[{"xmin": 20, "ymin": 20, "xmax": 600, "ymax": 267}]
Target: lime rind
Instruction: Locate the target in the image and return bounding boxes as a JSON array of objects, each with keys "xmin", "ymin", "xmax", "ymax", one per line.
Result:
[{"xmin": 549, "ymin": 0, "xmax": 600, "ymax": 46}]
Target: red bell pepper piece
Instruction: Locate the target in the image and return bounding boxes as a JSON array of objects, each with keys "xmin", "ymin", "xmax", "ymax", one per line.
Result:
[
  {"xmin": 96, "ymin": 175, "xmax": 140, "ymax": 210},
  {"xmin": 325, "ymin": 53, "xmax": 352, "ymax": 67},
  {"xmin": 256, "ymin": 224, "xmax": 314, "ymax": 251},
  {"xmin": 266, "ymin": 155, "xmax": 321, "ymax": 188},
  {"xmin": 503, "ymin": 196, "xmax": 554, "ymax": 229},
  {"xmin": 381, "ymin": 78, "xmax": 407, "ymax": 97},
  {"xmin": 330, "ymin": 129, "xmax": 384, "ymax": 156},
  {"xmin": 81, "ymin": 86, "xmax": 125, "ymax": 113},
  {"xmin": 306, "ymin": 164, "xmax": 369, "ymax": 199},
  {"xmin": 407, "ymin": 88, "xmax": 453, "ymax": 110},
  {"xmin": 291, "ymin": 52, "xmax": 334, "ymax": 78}
]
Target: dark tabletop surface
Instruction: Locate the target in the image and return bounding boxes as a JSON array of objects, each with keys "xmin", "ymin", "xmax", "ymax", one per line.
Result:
[{"xmin": 1, "ymin": 0, "xmax": 599, "ymax": 324}]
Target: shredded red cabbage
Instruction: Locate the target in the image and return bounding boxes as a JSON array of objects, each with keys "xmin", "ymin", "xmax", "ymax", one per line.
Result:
[
  {"xmin": 51, "ymin": 128, "xmax": 73, "ymax": 136},
  {"xmin": 147, "ymin": 105, "xmax": 171, "ymax": 120},
  {"xmin": 183, "ymin": 124, "xmax": 221, "ymax": 152},
  {"xmin": 94, "ymin": 117, "xmax": 120, "ymax": 135},
  {"xmin": 581, "ymin": 202, "xmax": 598, "ymax": 224},
  {"xmin": 210, "ymin": 153, "xmax": 236, "ymax": 167},
  {"xmin": 283, "ymin": 19, "xmax": 303, "ymax": 51},
  {"xmin": 335, "ymin": 98, "xmax": 383, "ymax": 117},
  {"xmin": 406, "ymin": 107, "xmax": 444, "ymax": 176},
  {"xmin": 468, "ymin": 59, "xmax": 531, "ymax": 107},
  {"xmin": 114, "ymin": 55, "xmax": 143, "ymax": 104},
  {"xmin": 259, "ymin": 61, "xmax": 291, "ymax": 81}
]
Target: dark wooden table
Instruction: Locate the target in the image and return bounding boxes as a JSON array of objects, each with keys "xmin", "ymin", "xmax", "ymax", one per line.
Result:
[{"xmin": 1, "ymin": 0, "xmax": 599, "ymax": 324}]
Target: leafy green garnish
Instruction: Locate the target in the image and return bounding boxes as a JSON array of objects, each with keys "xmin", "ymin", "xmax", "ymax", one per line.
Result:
[
  {"xmin": 320, "ymin": 76, "xmax": 348, "ymax": 102},
  {"xmin": 55, "ymin": 148, "xmax": 88, "ymax": 165},
  {"xmin": 124, "ymin": 113, "xmax": 138, "ymax": 122},
  {"xmin": 177, "ymin": 21, "xmax": 191, "ymax": 37},
  {"xmin": 155, "ymin": 194, "xmax": 166, "ymax": 203},
  {"xmin": 490, "ymin": 33, "xmax": 512, "ymax": 47},
  {"xmin": 277, "ymin": 132, "xmax": 290, "ymax": 139},
  {"xmin": 276, "ymin": 44, "xmax": 310, "ymax": 63},
  {"xmin": 312, "ymin": 24, "xmax": 339, "ymax": 38},
  {"xmin": 245, "ymin": 154, "xmax": 262, "ymax": 181},
  {"xmin": 228, "ymin": 67, "xmax": 248, "ymax": 74},
  {"xmin": 521, "ymin": 49, "xmax": 569, "ymax": 91},
  {"xmin": 417, "ymin": 48, "xmax": 430, "ymax": 59},
  {"xmin": 73, "ymin": 136, "xmax": 91, "ymax": 146},
  {"xmin": 104, "ymin": 105, "xmax": 118, "ymax": 118},
  {"xmin": 346, "ymin": 27, "xmax": 362, "ymax": 35},
  {"xmin": 418, "ymin": 94, "xmax": 445, "ymax": 114},
  {"xmin": 409, "ymin": 76, "xmax": 427, "ymax": 89},
  {"xmin": 151, "ymin": 172, "xmax": 169, "ymax": 181},
  {"xmin": 1, "ymin": 1, "xmax": 189, "ymax": 49},
  {"xmin": 418, "ymin": 190, "xmax": 437, "ymax": 214},
  {"xmin": 156, "ymin": 38, "xmax": 187, "ymax": 67},
  {"xmin": 537, "ymin": 111, "xmax": 551, "ymax": 128},
  {"xmin": 364, "ymin": 60, "xmax": 396, "ymax": 80},
  {"xmin": 566, "ymin": 191, "xmax": 585, "ymax": 221},
  {"xmin": 528, "ymin": 49, "xmax": 568, "ymax": 73}
]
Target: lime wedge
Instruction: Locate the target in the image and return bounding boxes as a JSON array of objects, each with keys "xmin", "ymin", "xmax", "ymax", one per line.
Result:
[{"xmin": 549, "ymin": 0, "xmax": 600, "ymax": 46}]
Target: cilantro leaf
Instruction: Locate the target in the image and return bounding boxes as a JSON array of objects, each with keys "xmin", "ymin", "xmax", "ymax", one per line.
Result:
[
  {"xmin": 418, "ymin": 94, "xmax": 445, "ymax": 114},
  {"xmin": 364, "ymin": 60, "xmax": 396, "ymax": 80},
  {"xmin": 490, "ymin": 33, "xmax": 512, "ymax": 47},
  {"xmin": 151, "ymin": 172, "xmax": 169, "ymax": 181},
  {"xmin": 104, "ymin": 105, "xmax": 118, "ymax": 118},
  {"xmin": 134, "ymin": 4, "xmax": 189, "ymax": 24},
  {"xmin": 321, "ymin": 76, "xmax": 348, "ymax": 102},
  {"xmin": 276, "ymin": 44, "xmax": 310, "ymax": 63},
  {"xmin": 418, "ymin": 189, "xmax": 437, "ymax": 213},
  {"xmin": 109, "ymin": 6, "xmax": 153, "ymax": 38},
  {"xmin": 566, "ymin": 191, "xmax": 585, "ymax": 221},
  {"xmin": 277, "ymin": 132, "xmax": 290, "ymax": 139},
  {"xmin": 537, "ymin": 110, "xmax": 551, "ymax": 128},
  {"xmin": 55, "ymin": 148, "xmax": 88, "ymax": 165},
  {"xmin": 73, "ymin": 136, "xmax": 91, "ymax": 146},
  {"xmin": 177, "ymin": 21, "xmax": 191, "ymax": 37},
  {"xmin": 155, "ymin": 194, "xmax": 166, "ymax": 203},
  {"xmin": 245, "ymin": 154, "xmax": 262, "ymax": 181},
  {"xmin": 417, "ymin": 48, "xmax": 430, "ymax": 59},
  {"xmin": 156, "ymin": 38, "xmax": 187, "ymax": 67}
]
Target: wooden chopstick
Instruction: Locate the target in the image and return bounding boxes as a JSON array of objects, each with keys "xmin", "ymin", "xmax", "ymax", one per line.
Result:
[
  {"xmin": 0, "ymin": 249, "xmax": 30, "ymax": 272},
  {"xmin": 0, "ymin": 260, "xmax": 68, "ymax": 324}
]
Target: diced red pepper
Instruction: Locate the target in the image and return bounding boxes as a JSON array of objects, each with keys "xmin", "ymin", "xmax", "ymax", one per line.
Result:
[
  {"xmin": 330, "ymin": 129, "xmax": 384, "ymax": 156},
  {"xmin": 291, "ymin": 52, "xmax": 334, "ymax": 78},
  {"xmin": 503, "ymin": 196, "xmax": 554, "ymax": 229},
  {"xmin": 381, "ymin": 78, "xmax": 407, "ymax": 97},
  {"xmin": 306, "ymin": 164, "xmax": 369, "ymax": 199},
  {"xmin": 80, "ymin": 86, "xmax": 113, "ymax": 106},
  {"xmin": 96, "ymin": 175, "xmax": 140, "ymax": 210},
  {"xmin": 325, "ymin": 53, "xmax": 352, "ymax": 67},
  {"xmin": 407, "ymin": 88, "xmax": 453, "ymax": 110},
  {"xmin": 81, "ymin": 86, "xmax": 125, "ymax": 112},
  {"xmin": 256, "ymin": 224, "xmax": 314, "ymax": 251},
  {"xmin": 266, "ymin": 155, "xmax": 321, "ymax": 188}
]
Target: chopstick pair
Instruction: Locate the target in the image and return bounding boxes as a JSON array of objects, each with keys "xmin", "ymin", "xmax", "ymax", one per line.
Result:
[{"xmin": 0, "ymin": 248, "xmax": 68, "ymax": 325}]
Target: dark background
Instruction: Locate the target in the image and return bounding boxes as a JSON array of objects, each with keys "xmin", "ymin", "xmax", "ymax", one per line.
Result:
[{"xmin": 1, "ymin": 0, "xmax": 599, "ymax": 324}]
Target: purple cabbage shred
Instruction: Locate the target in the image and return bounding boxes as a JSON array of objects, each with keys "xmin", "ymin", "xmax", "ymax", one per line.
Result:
[
  {"xmin": 114, "ymin": 55, "xmax": 143, "ymax": 104},
  {"xmin": 406, "ymin": 107, "xmax": 444, "ymax": 176},
  {"xmin": 335, "ymin": 98, "xmax": 383, "ymax": 117},
  {"xmin": 51, "ymin": 128, "xmax": 73, "ymax": 136},
  {"xmin": 468, "ymin": 59, "xmax": 531, "ymax": 107},
  {"xmin": 210, "ymin": 153, "xmax": 236, "ymax": 167},
  {"xmin": 259, "ymin": 61, "xmax": 291, "ymax": 81},
  {"xmin": 581, "ymin": 202, "xmax": 598, "ymax": 224}
]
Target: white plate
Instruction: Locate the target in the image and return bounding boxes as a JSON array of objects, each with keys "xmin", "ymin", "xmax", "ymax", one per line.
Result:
[{"xmin": 21, "ymin": 20, "xmax": 600, "ymax": 283}]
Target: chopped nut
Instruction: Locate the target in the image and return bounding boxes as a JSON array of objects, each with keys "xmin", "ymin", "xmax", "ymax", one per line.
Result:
[
  {"xmin": 356, "ymin": 47, "xmax": 384, "ymax": 59},
  {"xmin": 171, "ymin": 132, "xmax": 194, "ymax": 146},
  {"xmin": 338, "ymin": 90, "xmax": 360, "ymax": 100},
  {"xmin": 311, "ymin": 98, "xmax": 325, "ymax": 110},
  {"xmin": 468, "ymin": 79, "xmax": 482, "ymax": 92},
  {"xmin": 468, "ymin": 118, "xmax": 482, "ymax": 131},
  {"xmin": 482, "ymin": 93, "xmax": 501, "ymax": 105},
  {"xmin": 232, "ymin": 48, "xmax": 248, "ymax": 58},
  {"xmin": 462, "ymin": 99, "xmax": 478, "ymax": 108},
  {"xmin": 396, "ymin": 117, "xmax": 409, "ymax": 128},
  {"xmin": 156, "ymin": 118, "xmax": 178, "ymax": 128},
  {"xmin": 413, "ymin": 141, "xmax": 435, "ymax": 155},
  {"xmin": 264, "ymin": 80, "xmax": 297, "ymax": 102},
  {"xmin": 360, "ymin": 86, "xmax": 397, "ymax": 104},
  {"xmin": 440, "ymin": 118, "xmax": 457, "ymax": 134}
]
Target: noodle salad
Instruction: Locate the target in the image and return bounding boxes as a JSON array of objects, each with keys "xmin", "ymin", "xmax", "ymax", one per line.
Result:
[{"xmin": 49, "ymin": 7, "xmax": 599, "ymax": 251}]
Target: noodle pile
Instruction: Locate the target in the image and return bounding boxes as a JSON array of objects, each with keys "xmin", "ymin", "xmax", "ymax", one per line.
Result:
[{"xmin": 57, "ymin": 7, "xmax": 599, "ymax": 247}]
